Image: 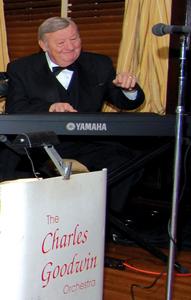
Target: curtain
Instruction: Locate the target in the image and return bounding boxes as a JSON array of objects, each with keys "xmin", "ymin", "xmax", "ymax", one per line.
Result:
[
  {"xmin": 0, "ymin": 0, "xmax": 9, "ymax": 70},
  {"xmin": 0, "ymin": 0, "xmax": 9, "ymax": 112},
  {"xmin": 117, "ymin": 0, "xmax": 172, "ymax": 114}
]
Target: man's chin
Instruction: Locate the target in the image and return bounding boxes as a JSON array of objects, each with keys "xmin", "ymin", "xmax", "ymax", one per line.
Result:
[
  {"xmin": 59, "ymin": 59, "xmax": 76, "ymax": 66},
  {"xmin": 62, "ymin": 52, "xmax": 80, "ymax": 65}
]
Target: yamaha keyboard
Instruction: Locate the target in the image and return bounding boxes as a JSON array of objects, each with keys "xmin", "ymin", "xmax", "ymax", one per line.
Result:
[{"xmin": 0, "ymin": 112, "xmax": 191, "ymax": 136}]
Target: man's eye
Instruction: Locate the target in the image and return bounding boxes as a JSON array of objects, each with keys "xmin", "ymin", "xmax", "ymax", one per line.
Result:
[
  {"xmin": 58, "ymin": 42, "xmax": 65, "ymax": 47},
  {"xmin": 71, "ymin": 36, "xmax": 79, "ymax": 40}
]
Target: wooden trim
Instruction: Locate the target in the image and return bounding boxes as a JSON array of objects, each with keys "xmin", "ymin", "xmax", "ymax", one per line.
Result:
[{"xmin": 61, "ymin": 0, "xmax": 68, "ymax": 17}]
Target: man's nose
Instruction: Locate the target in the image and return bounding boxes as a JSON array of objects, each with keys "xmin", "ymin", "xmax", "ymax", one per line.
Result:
[{"xmin": 64, "ymin": 39, "xmax": 74, "ymax": 50}]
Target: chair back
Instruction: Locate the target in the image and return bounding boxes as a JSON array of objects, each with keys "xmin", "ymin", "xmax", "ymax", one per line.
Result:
[{"xmin": 0, "ymin": 72, "xmax": 8, "ymax": 97}]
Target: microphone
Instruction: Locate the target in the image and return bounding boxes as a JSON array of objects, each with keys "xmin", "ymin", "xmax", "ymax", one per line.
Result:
[{"xmin": 152, "ymin": 23, "xmax": 191, "ymax": 36}]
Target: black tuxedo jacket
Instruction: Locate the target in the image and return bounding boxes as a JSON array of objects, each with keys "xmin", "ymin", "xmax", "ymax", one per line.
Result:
[{"xmin": 6, "ymin": 51, "xmax": 144, "ymax": 114}]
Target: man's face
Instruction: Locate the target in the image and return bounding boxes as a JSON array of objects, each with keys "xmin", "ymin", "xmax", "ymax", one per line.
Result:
[{"xmin": 39, "ymin": 22, "xmax": 82, "ymax": 67}]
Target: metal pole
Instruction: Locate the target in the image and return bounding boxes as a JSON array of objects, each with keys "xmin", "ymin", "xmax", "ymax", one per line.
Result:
[{"xmin": 166, "ymin": 34, "xmax": 187, "ymax": 300}]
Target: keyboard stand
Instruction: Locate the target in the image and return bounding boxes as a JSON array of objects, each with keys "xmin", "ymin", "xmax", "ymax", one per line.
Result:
[{"xmin": 107, "ymin": 140, "xmax": 186, "ymax": 274}]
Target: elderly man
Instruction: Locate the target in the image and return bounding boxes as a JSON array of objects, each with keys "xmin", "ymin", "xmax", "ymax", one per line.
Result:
[{"xmin": 5, "ymin": 17, "xmax": 145, "ymax": 215}]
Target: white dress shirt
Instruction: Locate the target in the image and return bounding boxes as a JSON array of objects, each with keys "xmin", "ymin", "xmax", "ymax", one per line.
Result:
[{"xmin": 45, "ymin": 52, "xmax": 137, "ymax": 99}]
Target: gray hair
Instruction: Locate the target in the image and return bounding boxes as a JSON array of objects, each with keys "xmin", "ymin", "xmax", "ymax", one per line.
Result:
[{"xmin": 38, "ymin": 17, "xmax": 74, "ymax": 40}]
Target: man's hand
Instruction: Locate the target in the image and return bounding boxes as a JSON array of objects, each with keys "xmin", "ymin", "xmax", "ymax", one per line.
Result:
[
  {"xmin": 49, "ymin": 102, "xmax": 78, "ymax": 112},
  {"xmin": 112, "ymin": 72, "xmax": 137, "ymax": 91}
]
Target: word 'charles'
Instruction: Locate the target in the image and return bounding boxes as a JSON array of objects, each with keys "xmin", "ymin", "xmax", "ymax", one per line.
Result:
[{"xmin": 42, "ymin": 224, "xmax": 88, "ymax": 254}]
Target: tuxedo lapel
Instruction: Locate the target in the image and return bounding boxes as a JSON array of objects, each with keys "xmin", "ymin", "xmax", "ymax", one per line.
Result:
[
  {"xmin": 66, "ymin": 69, "xmax": 79, "ymax": 109},
  {"xmin": 75, "ymin": 57, "xmax": 101, "ymax": 112},
  {"xmin": 77, "ymin": 52, "xmax": 105, "ymax": 112},
  {"xmin": 34, "ymin": 53, "xmax": 61, "ymax": 104}
]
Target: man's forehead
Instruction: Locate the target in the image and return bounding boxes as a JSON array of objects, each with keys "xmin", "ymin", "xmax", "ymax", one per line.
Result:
[{"xmin": 45, "ymin": 24, "xmax": 78, "ymax": 39}]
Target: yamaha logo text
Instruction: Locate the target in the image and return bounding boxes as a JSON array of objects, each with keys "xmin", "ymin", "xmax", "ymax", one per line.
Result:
[{"xmin": 66, "ymin": 122, "xmax": 107, "ymax": 131}]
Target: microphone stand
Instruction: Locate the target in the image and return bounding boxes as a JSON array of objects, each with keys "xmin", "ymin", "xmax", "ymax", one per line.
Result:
[{"xmin": 166, "ymin": 34, "xmax": 187, "ymax": 300}]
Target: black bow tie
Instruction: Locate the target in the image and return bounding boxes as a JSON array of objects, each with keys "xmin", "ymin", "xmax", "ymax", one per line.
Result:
[
  {"xmin": 52, "ymin": 65, "xmax": 75, "ymax": 76},
  {"xmin": 52, "ymin": 66, "xmax": 65, "ymax": 76}
]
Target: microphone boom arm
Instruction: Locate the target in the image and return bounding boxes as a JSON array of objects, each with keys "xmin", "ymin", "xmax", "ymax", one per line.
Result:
[{"xmin": 152, "ymin": 23, "xmax": 191, "ymax": 36}]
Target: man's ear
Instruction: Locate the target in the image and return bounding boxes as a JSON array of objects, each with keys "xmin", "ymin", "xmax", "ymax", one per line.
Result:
[{"xmin": 38, "ymin": 40, "xmax": 46, "ymax": 52}]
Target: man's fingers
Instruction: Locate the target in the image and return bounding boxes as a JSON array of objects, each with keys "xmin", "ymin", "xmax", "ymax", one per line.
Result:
[
  {"xmin": 49, "ymin": 102, "xmax": 78, "ymax": 112},
  {"xmin": 113, "ymin": 73, "xmax": 137, "ymax": 89}
]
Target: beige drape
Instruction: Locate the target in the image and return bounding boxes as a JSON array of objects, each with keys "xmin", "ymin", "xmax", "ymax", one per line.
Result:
[
  {"xmin": 60, "ymin": 0, "xmax": 173, "ymax": 114},
  {"xmin": 0, "ymin": 0, "xmax": 9, "ymax": 112},
  {"xmin": 0, "ymin": 0, "xmax": 9, "ymax": 70},
  {"xmin": 116, "ymin": 0, "xmax": 172, "ymax": 114}
]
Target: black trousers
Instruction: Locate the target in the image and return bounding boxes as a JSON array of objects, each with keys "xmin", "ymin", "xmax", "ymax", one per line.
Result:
[
  {"xmin": 55, "ymin": 138, "xmax": 144, "ymax": 213},
  {"xmin": 0, "ymin": 138, "xmax": 144, "ymax": 214}
]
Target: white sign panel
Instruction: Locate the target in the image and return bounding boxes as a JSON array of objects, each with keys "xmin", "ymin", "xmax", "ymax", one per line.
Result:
[{"xmin": 0, "ymin": 170, "xmax": 107, "ymax": 300}]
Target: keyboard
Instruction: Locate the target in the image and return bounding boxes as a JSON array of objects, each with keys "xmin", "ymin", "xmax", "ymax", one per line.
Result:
[{"xmin": 0, "ymin": 112, "xmax": 190, "ymax": 136}]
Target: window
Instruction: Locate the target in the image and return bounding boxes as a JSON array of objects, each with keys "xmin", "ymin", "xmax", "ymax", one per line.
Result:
[
  {"xmin": 67, "ymin": 0, "xmax": 125, "ymax": 65},
  {"xmin": 4, "ymin": 0, "xmax": 125, "ymax": 65},
  {"xmin": 4, "ymin": 0, "xmax": 61, "ymax": 60}
]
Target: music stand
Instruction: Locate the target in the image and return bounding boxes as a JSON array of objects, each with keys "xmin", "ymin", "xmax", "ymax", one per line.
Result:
[{"xmin": 13, "ymin": 131, "xmax": 72, "ymax": 179}]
